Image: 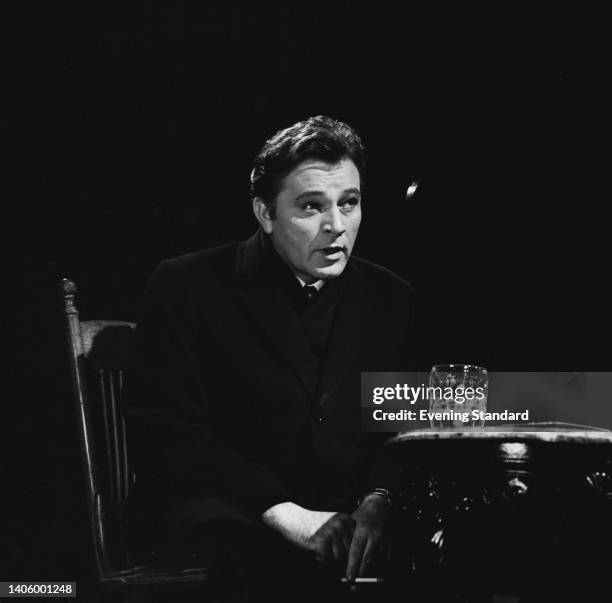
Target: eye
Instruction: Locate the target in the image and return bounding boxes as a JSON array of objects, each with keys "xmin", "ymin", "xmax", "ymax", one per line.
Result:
[
  {"xmin": 339, "ymin": 196, "xmax": 360, "ymax": 212},
  {"xmin": 301, "ymin": 201, "xmax": 322, "ymax": 212}
]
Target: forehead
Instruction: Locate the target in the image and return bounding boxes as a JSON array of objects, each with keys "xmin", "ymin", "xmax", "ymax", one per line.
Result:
[{"xmin": 278, "ymin": 158, "xmax": 361, "ymax": 198}]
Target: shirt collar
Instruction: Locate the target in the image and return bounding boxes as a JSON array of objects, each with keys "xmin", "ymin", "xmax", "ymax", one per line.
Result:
[{"xmin": 295, "ymin": 276, "xmax": 325, "ymax": 291}]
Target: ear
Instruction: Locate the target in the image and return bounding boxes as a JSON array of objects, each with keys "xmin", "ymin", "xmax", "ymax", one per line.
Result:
[{"xmin": 252, "ymin": 197, "xmax": 274, "ymax": 234}]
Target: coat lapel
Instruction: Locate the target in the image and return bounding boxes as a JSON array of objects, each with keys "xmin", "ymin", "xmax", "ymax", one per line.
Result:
[{"xmin": 235, "ymin": 231, "xmax": 318, "ymax": 397}]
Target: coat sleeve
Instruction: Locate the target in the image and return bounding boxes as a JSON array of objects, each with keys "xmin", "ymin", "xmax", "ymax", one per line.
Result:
[{"xmin": 125, "ymin": 258, "xmax": 292, "ymax": 517}]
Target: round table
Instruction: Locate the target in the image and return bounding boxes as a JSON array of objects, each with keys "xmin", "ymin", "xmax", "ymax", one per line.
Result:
[{"xmin": 386, "ymin": 423, "xmax": 612, "ymax": 601}]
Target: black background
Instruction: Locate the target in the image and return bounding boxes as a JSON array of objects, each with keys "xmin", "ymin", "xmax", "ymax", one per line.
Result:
[{"xmin": 4, "ymin": 1, "xmax": 610, "ymax": 582}]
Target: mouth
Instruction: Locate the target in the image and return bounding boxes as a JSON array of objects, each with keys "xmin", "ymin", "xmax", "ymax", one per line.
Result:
[
  {"xmin": 319, "ymin": 245, "xmax": 346, "ymax": 258},
  {"xmin": 319, "ymin": 245, "xmax": 346, "ymax": 255}
]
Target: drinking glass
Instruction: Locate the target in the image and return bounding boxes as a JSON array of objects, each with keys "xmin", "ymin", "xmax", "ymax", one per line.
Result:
[{"xmin": 428, "ymin": 364, "xmax": 488, "ymax": 429}]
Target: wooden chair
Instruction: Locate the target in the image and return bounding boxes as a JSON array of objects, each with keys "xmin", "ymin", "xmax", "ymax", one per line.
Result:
[{"xmin": 62, "ymin": 278, "xmax": 210, "ymax": 595}]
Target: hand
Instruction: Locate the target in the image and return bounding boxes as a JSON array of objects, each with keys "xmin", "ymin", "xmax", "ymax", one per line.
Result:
[
  {"xmin": 306, "ymin": 511, "xmax": 356, "ymax": 566},
  {"xmin": 261, "ymin": 502, "xmax": 355, "ymax": 566},
  {"xmin": 345, "ymin": 494, "xmax": 392, "ymax": 582}
]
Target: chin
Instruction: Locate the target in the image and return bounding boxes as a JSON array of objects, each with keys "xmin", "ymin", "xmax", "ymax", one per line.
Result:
[{"xmin": 315, "ymin": 263, "xmax": 346, "ymax": 280}]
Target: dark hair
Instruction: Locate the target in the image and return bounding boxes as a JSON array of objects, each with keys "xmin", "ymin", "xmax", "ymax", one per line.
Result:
[{"xmin": 250, "ymin": 115, "xmax": 366, "ymax": 215}]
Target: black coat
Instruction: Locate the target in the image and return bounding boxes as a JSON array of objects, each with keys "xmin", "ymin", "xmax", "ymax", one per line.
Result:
[{"xmin": 125, "ymin": 229, "xmax": 417, "ymax": 525}]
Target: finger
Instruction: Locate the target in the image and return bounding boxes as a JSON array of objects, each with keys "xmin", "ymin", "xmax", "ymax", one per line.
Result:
[
  {"xmin": 334, "ymin": 523, "xmax": 356, "ymax": 566},
  {"xmin": 341, "ymin": 527, "xmax": 353, "ymax": 554},
  {"xmin": 334, "ymin": 517, "xmax": 355, "ymax": 565},
  {"xmin": 313, "ymin": 535, "xmax": 332, "ymax": 564},
  {"xmin": 335, "ymin": 516, "xmax": 355, "ymax": 554},
  {"xmin": 330, "ymin": 538, "xmax": 346, "ymax": 565},
  {"xmin": 325, "ymin": 519, "xmax": 346, "ymax": 561},
  {"xmin": 358, "ymin": 540, "xmax": 376, "ymax": 577},
  {"xmin": 346, "ymin": 530, "xmax": 367, "ymax": 581}
]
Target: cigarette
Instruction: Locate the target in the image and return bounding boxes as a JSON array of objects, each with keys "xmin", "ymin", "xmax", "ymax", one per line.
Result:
[{"xmin": 341, "ymin": 577, "xmax": 384, "ymax": 583}]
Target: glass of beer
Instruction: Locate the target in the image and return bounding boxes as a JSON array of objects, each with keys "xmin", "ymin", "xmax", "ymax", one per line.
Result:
[{"xmin": 428, "ymin": 364, "xmax": 488, "ymax": 429}]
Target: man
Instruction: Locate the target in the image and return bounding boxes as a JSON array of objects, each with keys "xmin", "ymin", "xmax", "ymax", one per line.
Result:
[{"xmin": 126, "ymin": 116, "xmax": 417, "ymax": 600}]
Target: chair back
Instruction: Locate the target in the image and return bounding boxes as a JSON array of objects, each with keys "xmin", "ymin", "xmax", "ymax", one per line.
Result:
[{"xmin": 62, "ymin": 278, "xmax": 136, "ymax": 577}]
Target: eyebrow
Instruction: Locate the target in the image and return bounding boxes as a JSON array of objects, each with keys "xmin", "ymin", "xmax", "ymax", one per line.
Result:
[{"xmin": 295, "ymin": 188, "xmax": 361, "ymax": 201}]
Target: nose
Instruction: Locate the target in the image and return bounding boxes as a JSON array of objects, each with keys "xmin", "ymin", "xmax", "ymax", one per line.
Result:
[{"xmin": 322, "ymin": 206, "xmax": 345, "ymax": 236}]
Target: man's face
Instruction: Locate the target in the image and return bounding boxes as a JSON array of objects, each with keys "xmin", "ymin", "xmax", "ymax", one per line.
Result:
[{"xmin": 256, "ymin": 158, "xmax": 362, "ymax": 284}]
